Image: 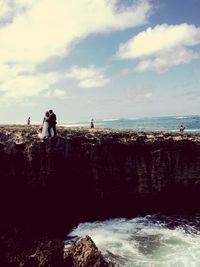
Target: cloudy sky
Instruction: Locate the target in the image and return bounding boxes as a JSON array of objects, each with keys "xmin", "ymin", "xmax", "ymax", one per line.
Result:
[{"xmin": 0, "ymin": 0, "xmax": 200, "ymax": 123}]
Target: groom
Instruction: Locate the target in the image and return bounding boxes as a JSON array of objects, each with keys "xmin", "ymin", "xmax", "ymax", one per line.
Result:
[{"xmin": 48, "ymin": 109, "xmax": 57, "ymax": 137}]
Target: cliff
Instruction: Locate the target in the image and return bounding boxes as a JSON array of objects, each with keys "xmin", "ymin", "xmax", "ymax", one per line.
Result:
[
  {"xmin": 1, "ymin": 125, "xmax": 200, "ymax": 228},
  {"xmin": 1, "ymin": 125, "xmax": 200, "ymax": 266}
]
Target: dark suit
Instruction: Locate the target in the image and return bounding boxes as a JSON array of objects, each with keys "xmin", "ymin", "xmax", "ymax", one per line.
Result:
[{"xmin": 48, "ymin": 113, "xmax": 57, "ymax": 137}]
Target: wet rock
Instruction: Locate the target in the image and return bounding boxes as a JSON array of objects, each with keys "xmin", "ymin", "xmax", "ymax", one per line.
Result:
[{"xmin": 64, "ymin": 235, "xmax": 112, "ymax": 267}]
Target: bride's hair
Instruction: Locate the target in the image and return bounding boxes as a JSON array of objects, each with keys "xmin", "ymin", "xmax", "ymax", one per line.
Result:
[{"xmin": 45, "ymin": 111, "xmax": 49, "ymax": 117}]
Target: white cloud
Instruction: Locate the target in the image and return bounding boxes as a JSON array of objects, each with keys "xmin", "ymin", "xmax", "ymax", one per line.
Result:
[
  {"xmin": 0, "ymin": 0, "xmax": 37, "ymax": 26},
  {"xmin": 45, "ymin": 89, "xmax": 67, "ymax": 98},
  {"xmin": 0, "ymin": 0, "xmax": 152, "ymax": 102},
  {"xmin": 0, "ymin": 63, "xmax": 109, "ymax": 102},
  {"xmin": 0, "ymin": 63, "xmax": 35, "ymax": 80},
  {"xmin": 134, "ymin": 47, "xmax": 200, "ymax": 73},
  {"xmin": 0, "ymin": 0, "xmax": 152, "ymax": 63},
  {"xmin": 0, "ymin": 1, "xmax": 11, "ymax": 20},
  {"xmin": 52, "ymin": 89, "xmax": 66, "ymax": 97},
  {"xmin": 117, "ymin": 23, "xmax": 200, "ymax": 59},
  {"xmin": 15, "ymin": 0, "xmax": 37, "ymax": 6},
  {"xmin": 66, "ymin": 65, "xmax": 110, "ymax": 88},
  {"xmin": 117, "ymin": 23, "xmax": 200, "ymax": 72},
  {"xmin": 144, "ymin": 92, "xmax": 152, "ymax": 98},
  {"xmin": 0, "ymin": 70, "xmax": 62, "ymax": 98}
]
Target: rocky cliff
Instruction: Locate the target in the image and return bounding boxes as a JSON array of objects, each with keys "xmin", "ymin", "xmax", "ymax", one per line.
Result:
[
  {"xmin": 1, "ymin": 125, "xmax": 200, "ymax": 226},
  {"xmin": 1, "ymin": 125, "xmax": 200, "ymax": 266}
]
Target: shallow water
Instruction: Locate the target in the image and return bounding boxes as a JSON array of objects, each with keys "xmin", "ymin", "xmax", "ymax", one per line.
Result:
[{"xmin": 67, "ymin": 215, "xmax": 200, "ymax": 267}]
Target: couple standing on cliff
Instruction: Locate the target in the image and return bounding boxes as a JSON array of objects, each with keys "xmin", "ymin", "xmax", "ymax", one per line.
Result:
[{"xmin": 38, "ymin": 110, "xmax": 57, "ymax": 139}]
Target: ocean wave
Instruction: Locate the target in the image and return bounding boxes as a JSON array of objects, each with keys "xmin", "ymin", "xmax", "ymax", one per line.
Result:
[
  {"xmin": 175, "ymin": 116, "xmax": 189, "ymax": 119},
  {"xmin": 185, "ymin": 129, "xmax": 200, "ymax": 132},
  {"xmin": 103, "ymin": 118, "xmax": 119, "ymax": 122},
  {"xmin": 67, "ymin": 215, "xmax": 200, "ymax": 267},
  {"xmin": 127, "ymin": 118, "xmax": 140, "ymax": 121}
]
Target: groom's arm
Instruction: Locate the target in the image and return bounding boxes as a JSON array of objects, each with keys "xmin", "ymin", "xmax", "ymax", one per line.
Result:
[{"xmin": 53, "ymin": 114, "xmax": 57, "ymax": 123}]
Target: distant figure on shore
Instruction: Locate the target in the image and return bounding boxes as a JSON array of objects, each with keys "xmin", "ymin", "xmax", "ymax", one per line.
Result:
[
  {"xmin": 90, "ymin": 118, "xmax": 94, "ymax": 128},
  {"xmin": 48, "ymin": 109, "xmax": 57, "ymax": 137},
  {"xmin": 27, "ymin": 117, "xmax": 31, "ymax": 125},
  {"xmin": 180, "ymin": 124, "xmax": 185, "ymax": 133},
  {"xmin": 38, "ymin": 111, "xmax": 50, "ymax": 139}
]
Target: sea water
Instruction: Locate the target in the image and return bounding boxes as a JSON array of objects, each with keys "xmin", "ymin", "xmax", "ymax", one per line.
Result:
[
  {"xmin": 62, "ymin": 115, "xmax": 200, "ymax": 133},
  {"xmin": 66, "ymin": 215, "xmax": 200, "ymax": 267}
]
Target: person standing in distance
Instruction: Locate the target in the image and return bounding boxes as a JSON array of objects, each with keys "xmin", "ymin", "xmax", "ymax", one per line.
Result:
[
  {"xmin": 48, "ymin": 109, "xmax": 57, "ymax": 137},
  {"xmin": 180, "ymin": 124, "xmax": 185, "ymax": 134},
  {"xmin": 91, "ymin": 118, "xmax": 94, "ymax": 128},
  {"xmin": 27, "ymin": 117, "xmax": 31, "ymax": 125}
]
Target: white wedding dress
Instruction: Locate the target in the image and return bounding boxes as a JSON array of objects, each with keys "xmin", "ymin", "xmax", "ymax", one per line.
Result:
[{"xmin": 38, "ymin": 117, "xmax": 54, "ymax": 139}]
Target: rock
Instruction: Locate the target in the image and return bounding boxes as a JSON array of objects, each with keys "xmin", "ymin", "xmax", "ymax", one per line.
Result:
[
  {"xmin": 16, "ymin": 239, "xmax": 64, "ymax": 267},
  {"xmin": 136, "ymin": 135, "xmax": 147, "ymax": 142},
  {"xmin": 64, "ymin": 236, "xmax": 111, "ymax": 267}
]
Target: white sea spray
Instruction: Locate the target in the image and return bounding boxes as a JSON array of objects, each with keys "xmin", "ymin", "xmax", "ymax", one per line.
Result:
[{"xmin": 67, "ymin": 215, "xmax": 200, "ymax": 267}]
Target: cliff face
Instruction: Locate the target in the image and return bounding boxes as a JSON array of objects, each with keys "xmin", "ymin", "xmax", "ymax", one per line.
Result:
[{"xmin": 1, "ymin": 126, "xmax": 200, "ymax": 232}]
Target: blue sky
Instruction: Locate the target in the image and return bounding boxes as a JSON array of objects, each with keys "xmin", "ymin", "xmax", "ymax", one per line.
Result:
[{"xmin": 0, "ymin": 0, "xmax": 200, "ymax": 124}]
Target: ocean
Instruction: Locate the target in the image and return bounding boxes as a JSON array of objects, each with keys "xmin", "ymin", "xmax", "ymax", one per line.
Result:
[
  {"xmin": 66, "ymin": 215, "xmax": 200, "ymax": 267},
  {"xmin": 62, "ymin": 115, "xmax": 200, "ymax": 133}
]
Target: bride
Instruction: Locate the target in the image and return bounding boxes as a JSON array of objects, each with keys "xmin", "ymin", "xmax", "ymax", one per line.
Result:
[{"xmin": 38, "ymin": 111, "xmax": 52, "ymax": 139}]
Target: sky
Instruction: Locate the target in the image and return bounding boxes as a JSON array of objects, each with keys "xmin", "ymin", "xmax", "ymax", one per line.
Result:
[{"xmin": 0, "ymin": 0, "xmax": 200, "ymax": 124}]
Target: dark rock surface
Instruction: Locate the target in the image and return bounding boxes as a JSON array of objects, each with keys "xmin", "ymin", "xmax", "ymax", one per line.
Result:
[
  {"xmin": 1, "ymin": 125, "xmax": 200, "ymax": 266},
  {"xmin": 0, "ymin": 226, "xmax": 64, "ymax": 267},
  {"xmin": 17, "ymin": 238, "xmax": 64, "ymax": 267},
  {"xmin": 64, "ymin": 235, "xmax": 112, "ymax": 266},
  {"xmin": 1, "ymin": 125, "xmax": 200, "ymax": 222},
  {"xmin": 1, "ymin": 231, "xmax": 109, "ymax": 267}
]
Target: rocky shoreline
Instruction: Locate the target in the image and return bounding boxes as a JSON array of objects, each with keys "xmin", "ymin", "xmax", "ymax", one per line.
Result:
[
  {"xmin": 1, "ymin": 125, "xmax": 200, "ymax": 266},
  {"xmin": 0, "ymin": 230, "xmax": 113, "ymax": 267}
]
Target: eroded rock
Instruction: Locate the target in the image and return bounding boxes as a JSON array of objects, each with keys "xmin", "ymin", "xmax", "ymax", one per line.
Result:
[{"xmin": 64, "ymin": 235, "xmax": 112, "ymax": 267}]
